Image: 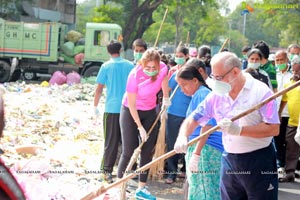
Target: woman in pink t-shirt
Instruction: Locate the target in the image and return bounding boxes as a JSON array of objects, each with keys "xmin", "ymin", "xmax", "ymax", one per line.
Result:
[{"xmin": 118, "ymin": 49, "xmax": 170, "ymax": 199}]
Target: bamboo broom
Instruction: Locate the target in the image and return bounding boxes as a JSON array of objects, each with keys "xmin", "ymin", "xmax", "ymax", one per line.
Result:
[
  {"xmin": 81, "ymin": 74, "xmax": 300, "ymax": 200},
  {"xmin": 149, "ymin": 85, "xmax": 180, "ymax": 180}
]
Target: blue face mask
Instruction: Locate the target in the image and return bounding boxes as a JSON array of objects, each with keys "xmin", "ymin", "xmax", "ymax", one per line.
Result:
[
  {"xmin": 143, "ymin": 69, "xmax": 158, "ymax": 76},
  {"xmin": 175, "ymin": 57, "xmax": 185, "ymax": 65}
]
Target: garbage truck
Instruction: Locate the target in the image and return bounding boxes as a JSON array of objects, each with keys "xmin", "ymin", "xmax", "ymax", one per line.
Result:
[{"xmin": 0, "ymin": 18, "xmax": 123, "ymax": 83}]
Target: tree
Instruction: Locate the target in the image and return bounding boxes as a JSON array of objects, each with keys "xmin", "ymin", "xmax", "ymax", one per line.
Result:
[{"xmin": 0, "ymin": 0, "xmax": 31, "ymax": 20}]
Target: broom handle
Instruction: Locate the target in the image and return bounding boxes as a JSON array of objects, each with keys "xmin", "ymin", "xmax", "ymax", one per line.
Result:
[
  {"xmin": 153, "ymin": 8, "xmax": 168, "ymax": 48},
  {"xmin": 146, "ymin": 84, "xmax": 179, "ymax": 137},
  {"xmin": 218, "ymin": 38, "xmax": 230, "ymax": 53},
  {"xmin": 81, "ymin": 80, "xmax": 300, "ymax": 200}
]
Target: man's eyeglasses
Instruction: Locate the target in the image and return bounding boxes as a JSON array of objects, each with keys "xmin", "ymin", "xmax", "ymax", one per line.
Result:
[{"xmin": 210, "ymin": 67, "xmax": 235, "ymax": 81}]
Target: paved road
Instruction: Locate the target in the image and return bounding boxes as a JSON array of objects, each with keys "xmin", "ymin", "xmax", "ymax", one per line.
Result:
[{"xmin": 146, "ymin": 173, "xmax": 300, "ymax": 200}]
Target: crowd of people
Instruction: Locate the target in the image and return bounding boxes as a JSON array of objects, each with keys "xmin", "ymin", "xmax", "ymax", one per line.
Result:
[
  {"xmin": 92, "ymin": 39, "xmax": 300, "ymax": 200},
  {"xmin": 0, "ymin": 38, "xmax": 299, "ymax": 200}
]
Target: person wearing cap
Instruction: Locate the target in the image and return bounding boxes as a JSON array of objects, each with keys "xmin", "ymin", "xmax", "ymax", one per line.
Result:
[{"xmin": 269, "ymin": 53, "xmax": 275, "ymax": 66}]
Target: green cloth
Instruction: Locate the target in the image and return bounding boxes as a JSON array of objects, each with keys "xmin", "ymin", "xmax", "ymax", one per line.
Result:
[
  {"xmin": 185, "ymin": 144, "xmax": 222, "ymax": 200},
  {"xmin": 260, "ymin": 61, "xmax": 277, "ymax": 89}
]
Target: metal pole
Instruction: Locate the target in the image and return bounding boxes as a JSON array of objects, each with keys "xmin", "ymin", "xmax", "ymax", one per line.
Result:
[{"xmin": 243, "ymin": 13, "xmax": 247, "ymax": 36}]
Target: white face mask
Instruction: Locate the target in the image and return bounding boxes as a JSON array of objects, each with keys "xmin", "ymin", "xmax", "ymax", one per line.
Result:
[
  {"xmin": 213, "ymin": 80, "xmax": 232, "ymax": 96},
  {"xmin": 212, "ymin": 73, "xmax": 240, "ymax": 96},
  {"xmin": 247, "ymin": 62, "xmax": 260, "ymax": 70}
]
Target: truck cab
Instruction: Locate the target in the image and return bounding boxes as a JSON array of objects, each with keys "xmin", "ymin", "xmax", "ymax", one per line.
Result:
[{"xmin": 80, "ymin": 23, "xmax": 123, "ymax": 77}]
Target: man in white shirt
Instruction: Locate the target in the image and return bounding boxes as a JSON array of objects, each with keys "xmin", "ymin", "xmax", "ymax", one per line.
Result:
[{"xmin": 175, "ymin": 52, "xmax": 280, "ymax": 199}]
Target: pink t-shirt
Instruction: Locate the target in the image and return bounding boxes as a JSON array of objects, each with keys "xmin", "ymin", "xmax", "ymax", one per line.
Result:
[{"xmin": 122, "ymin": 62, "xmax": 168, "ymax": 111}]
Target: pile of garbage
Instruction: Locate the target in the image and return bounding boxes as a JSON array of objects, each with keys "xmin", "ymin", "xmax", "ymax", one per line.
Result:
[
  {"xmin": 60, "ymin": 30, "xmax": 85, "ymax": 65},
  {"xmin": 0, "ymin": 81, "xmax": 114, "ymax": 199}
]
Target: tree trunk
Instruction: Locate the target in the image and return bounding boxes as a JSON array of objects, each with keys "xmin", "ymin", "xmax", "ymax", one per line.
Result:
[{"xmin": 122, "ymin": 0, "xmax": 163, "ymax": 50}]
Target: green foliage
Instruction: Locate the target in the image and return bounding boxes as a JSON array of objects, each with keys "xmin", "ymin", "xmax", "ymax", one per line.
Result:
[
  {"xmin": 228, "ymin": 30, "xmax": 248, "ymax": 57},
  {"xmin": 0, "ymin": 0, "xmax": 25, "ymax": 20},
  {"xmin": 94, "ymin": 5, "xmax": 123, "ymax": 26},
  {"xmin": 75, "ymin": 0, "xmax": 299, "ymax": 53},
  {"xmin": 195, "ymin": 8, "xmax": 227, "ymax": 46},
  {"xmin": 228, "ymin": 0, "xmax": 300, "ymax": 49}
]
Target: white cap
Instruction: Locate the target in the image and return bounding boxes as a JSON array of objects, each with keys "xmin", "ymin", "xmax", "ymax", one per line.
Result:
[{"xmin": 268, "ymin": 54, "xmax": 275, "ymax": 61}]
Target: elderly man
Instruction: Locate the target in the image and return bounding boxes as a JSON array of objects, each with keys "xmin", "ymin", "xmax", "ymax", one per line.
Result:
[
  {"xmin": 174, "ymin": 52, "xmax": 280, "ymax": 199},
  {"xmin": 278, "ymin": 56, "xmax": 300, "ymax": 182},
  {"xmin": 275, "ymin": 50, "xmax": 292, "ymax": 171}
]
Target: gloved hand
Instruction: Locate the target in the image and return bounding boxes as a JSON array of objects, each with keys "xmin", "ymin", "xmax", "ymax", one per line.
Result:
[
  {"xmin": 94, "ymin": 106, "xmax": 100, "ymax": 117},
  {"xmin": 218, "ymin": 118, "xmax": 242, "ymax": 136},
  {"xmin": 174, "ymin": 135, "xmax": 188, "ymax": 153},
  {"xmin": 189, "ymin": 153, "xmax": 200, "ymax": 173},
  {"xmin": 162, "ymin": 97, "xmax": 171, "ymax": 109},
  {"xmin": 138, "ymin": 126, "xmax": 148, "ymax": 142}
]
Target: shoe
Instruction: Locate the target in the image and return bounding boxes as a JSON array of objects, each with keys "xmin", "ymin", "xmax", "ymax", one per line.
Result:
[
  {"xmin": 295, "ymin": 172, "xmax": 300, "ymax": 178},
  {"xmin": 99, "ymin": 172, "xmax": 113, "ymax": 184},
  {"xmin": 278, "ymin": 167, "xmax": 285, "ymax": 174},
  {"xmin": 278, "ymin": 176, "xmax": 295, "ymax": 183},
  {"xmin": 135, "ymin": 187, "xmax": 156, "ymax": 200},
  {"xmin": 165, "ymin": 178, "xmax": 175, "ymax": 184}
]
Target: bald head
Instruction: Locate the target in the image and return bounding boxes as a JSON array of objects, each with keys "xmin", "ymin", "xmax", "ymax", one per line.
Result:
[
  {"xmin": 275, "ymin": 50, "xmax": 288, "ymax": 67},
  {"xmin": 211, "ymin": 52, "xmax": 242, "ymax": 71},
  {"xmin": 275, "ymin": 50, "xmax": 287, "ymax": 58}
]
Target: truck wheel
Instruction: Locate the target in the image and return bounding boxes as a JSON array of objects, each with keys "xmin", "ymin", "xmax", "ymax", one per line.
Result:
[
  {"xmin": 0, "ymin": 61, "xmax": 10, "ymax": 83},
  {"xmin": 23, "ymin": 70, "xmax": 37, "ymax": 80},
  {"xmin": 83, "ymin": 66, "xmax": 100, "ymax": 77}
]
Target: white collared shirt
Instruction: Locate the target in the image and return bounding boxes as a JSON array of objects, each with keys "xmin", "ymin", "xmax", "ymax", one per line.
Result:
[{"xmin": 191, "ymin": 74, "xmax": 280, "ymax": 153}]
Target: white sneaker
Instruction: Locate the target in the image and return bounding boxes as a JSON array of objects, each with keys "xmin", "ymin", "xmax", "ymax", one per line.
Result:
[{"xmin": 278, "ymin": 167, "xmax": 285, "ymax": 174}]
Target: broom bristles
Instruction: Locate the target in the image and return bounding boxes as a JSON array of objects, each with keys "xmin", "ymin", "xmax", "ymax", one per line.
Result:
[{"xmin": 149, "ymin": 117, "xmax": 166, "ymax": 180}]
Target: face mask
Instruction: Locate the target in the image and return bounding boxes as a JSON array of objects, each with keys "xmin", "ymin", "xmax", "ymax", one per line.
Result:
[
  {"xmin": 134, "ymin": 52, "xmax": 143, "ymax": 61},
  {"xmin": 213, "ymin": 80, "xmax": 232, "ymax": 96},
  {"xmin": 175, "ymin": 57, "xmax": 185, "ymax": 65},
  {"xmin": 276, "ymin": 63, "xmax": 287, "ymax": 71},
  {"xmin": 212, "ymin": 72, "xmax": 240, "ymax": 96},
  {"xmin": 247, "ymin": 62, "xmax": 260, "ymax": 70},
  {"xmin": 143, "ymin": 69, "xmax": 158, "ymax": 76},
  {"xmin": 289, "ymin": 54, "xmax": 295, "ymax": 61},
  {"xmin": 242, "ymin": 55, "xmax": 247, "ymax": 59}
]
